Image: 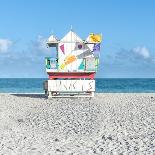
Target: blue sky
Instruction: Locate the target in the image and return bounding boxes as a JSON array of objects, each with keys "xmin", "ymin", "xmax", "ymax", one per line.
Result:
[{"xmin": 0, "ymin": 0, "xmax": 155, "ymax": 78}]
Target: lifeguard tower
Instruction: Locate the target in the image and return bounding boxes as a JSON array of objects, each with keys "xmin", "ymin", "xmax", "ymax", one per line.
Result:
[{"xmin": 44, "ymin": 30, "xmax": 102, "ymax": 97}]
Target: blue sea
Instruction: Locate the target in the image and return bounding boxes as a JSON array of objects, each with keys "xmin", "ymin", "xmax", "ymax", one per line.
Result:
[{"xmin": 0, "ymin": 78, "xmax": 155, "ymax": 93}]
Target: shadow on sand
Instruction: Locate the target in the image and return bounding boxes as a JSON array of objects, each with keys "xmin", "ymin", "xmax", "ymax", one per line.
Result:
[
  {"xmin": 10, "ymin": 94, "xmax": 93, "ymax": 100},
  {"xmin": 11, "ymin": 94, "xmax": 47, "ymax": 99}
]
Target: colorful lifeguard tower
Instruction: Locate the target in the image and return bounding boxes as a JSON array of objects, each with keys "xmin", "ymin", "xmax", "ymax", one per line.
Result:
[{"xmin": 44, "ymin": 30, "xmax": 102, "ymax": 97}]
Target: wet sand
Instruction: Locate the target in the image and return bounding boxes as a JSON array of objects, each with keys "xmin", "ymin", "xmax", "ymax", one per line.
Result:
[{"xmin": 0, "ymin": 93, "xmax": 155, "ymax": 154}]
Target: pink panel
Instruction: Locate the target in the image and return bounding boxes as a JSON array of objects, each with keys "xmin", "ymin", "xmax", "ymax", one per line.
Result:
[{"xmin": 47, "ymin": 72, "xmax": 95, "ymax": 80}]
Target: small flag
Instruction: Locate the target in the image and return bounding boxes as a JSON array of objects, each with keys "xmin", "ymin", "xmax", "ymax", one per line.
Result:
[
  {"xmin": 93, "ymin": 43, "xmax": 100, "ymax": 51},
  {"xmin": 60, "ymin": 44, "xmax": 65, "ymax": 54},
  {"xmin": 89, "ymin": 34, "xmax": 102, "ymax": 43}
]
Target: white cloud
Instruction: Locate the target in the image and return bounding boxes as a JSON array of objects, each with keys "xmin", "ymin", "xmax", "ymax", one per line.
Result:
[
  {"xmin": 132, "ymin": 46, "xmax": 150, "ymax": 59},
  {"xmin": 27, "ymin": 35, "xmax": 51, "ymax": 59},
  {"xmin": 37, "ymin": 35, "xmax": 49, "ymax": 51},
  {"xmin": 0, "ymin": 39, "xmax": 12, "ymax": 53}
]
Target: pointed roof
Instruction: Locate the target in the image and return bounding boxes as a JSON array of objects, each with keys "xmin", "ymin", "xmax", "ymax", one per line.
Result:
[
  {"xmin": 47, "ymin": 34, "xmax": 59, "ymax": 42},
  {"xmin": 61, "ymin": 31, "xmax": 83, "ymax": 42},
  {"xmin": 47, "ymin": 34, "xmax": 59, "ymax": 47}
]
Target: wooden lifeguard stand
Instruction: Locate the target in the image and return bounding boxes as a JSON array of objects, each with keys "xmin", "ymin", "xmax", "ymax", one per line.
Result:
[{"xmin": 44, "ymin": 30, "xmax": 102, "ymax": 97}]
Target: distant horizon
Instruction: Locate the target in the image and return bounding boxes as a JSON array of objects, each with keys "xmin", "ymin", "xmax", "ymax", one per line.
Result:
[
  {"xmin": 0, "ymin": 77, "xmax": 155, "ymax": 79},
  {"xmin": 0, "ymin": 78, "xmax": 155, "ymax": 93}
]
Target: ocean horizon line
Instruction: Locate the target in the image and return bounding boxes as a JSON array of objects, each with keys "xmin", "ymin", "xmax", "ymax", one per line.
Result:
[
  {"xmin": 0, "ymin": 77, "xmax": 155, "ymax": 79},
  {"xmin": 0, "ymin": 78, "xmax": 155, "ymax": 93}
]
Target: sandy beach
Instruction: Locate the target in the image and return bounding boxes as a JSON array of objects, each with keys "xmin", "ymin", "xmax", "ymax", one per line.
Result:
[{"xmin": 0, "ymin": 93, "xmax": 154, "ymax": 155}]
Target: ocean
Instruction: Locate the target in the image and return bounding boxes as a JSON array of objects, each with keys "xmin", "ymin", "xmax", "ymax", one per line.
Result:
[{"xmin": 0, "ymin": 78, "xmax": 155, "ymax": 93}]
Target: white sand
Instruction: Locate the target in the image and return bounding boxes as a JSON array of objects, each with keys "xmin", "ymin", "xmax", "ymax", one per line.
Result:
[{"xmin": 0, "ymin": 93, "xmax": 155, "ymax": 155}]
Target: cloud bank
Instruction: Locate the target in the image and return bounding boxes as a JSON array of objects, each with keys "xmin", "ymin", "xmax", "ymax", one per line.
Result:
[
  {"xmin": 0, "ymin": 36, "xmax": 51, "ymax": 77},
  {"xmin": 112, "ymin": 46, "xmax": 154, "ymax": 65},
  {"xmin": 0, "ymin": 39, "xmax": 12, "ymax": 53},
  {"xmin": 97, "ymin": 45, "xmax": 155, "ymax": 78},
  {"xmin": 0, "ymin": 36, "xmax": 155, "ymax": 78},
  {"xmin": 132, "ymin": 46, "xmax": 150, "ymax": 59}
]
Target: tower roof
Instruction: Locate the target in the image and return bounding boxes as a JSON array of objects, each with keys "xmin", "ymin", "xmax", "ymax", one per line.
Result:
[
  {"xmin": 48, "ymin": 34, "xmax": 59, "ymax": 42},
  {"xmin": 47, "ymin": 34, "xmax": 59, "ymax": 47},
  {"xmin": 61, "ymin": 31, "xmax": 83, "ymax": 43},
  {"xmin": 46, "ymin": 31, "xmax": 85, "ymax": 47}
]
